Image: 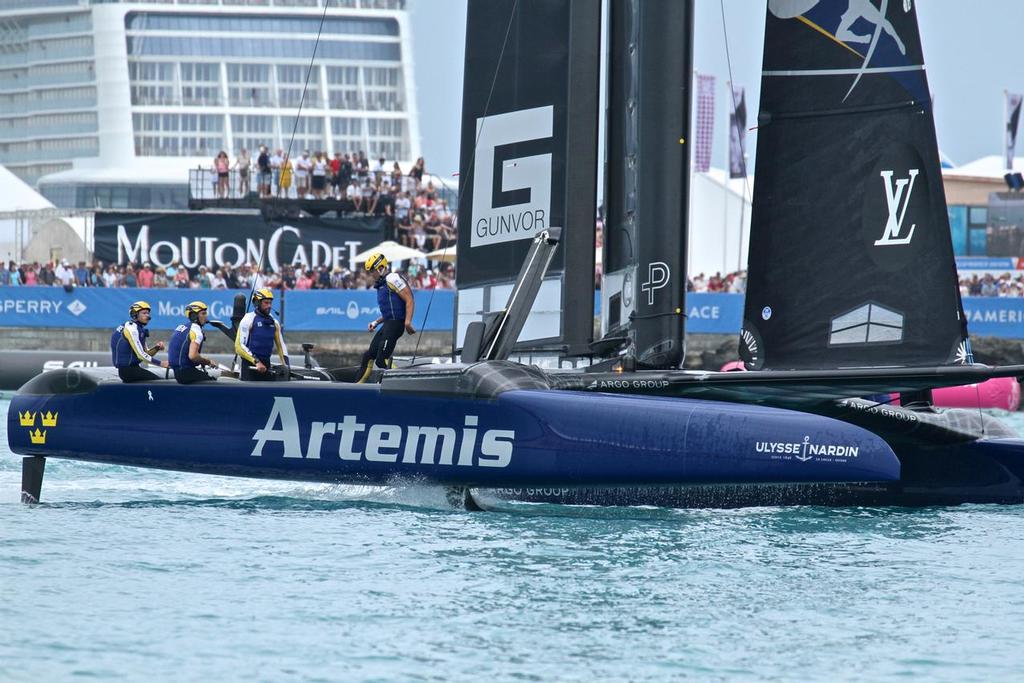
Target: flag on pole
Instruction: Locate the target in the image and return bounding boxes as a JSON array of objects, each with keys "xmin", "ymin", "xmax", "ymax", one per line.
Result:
[
  {"xmin": 694, "ymin": 73, "xmax": 716, "ymax": 173},
  {"xmin": 1007, "ymin": 92, "xmax": 1022, "ymax": 170},
  {"xmin": 728, "ymin": 84, "xmax": 747, "ymax": 179}
]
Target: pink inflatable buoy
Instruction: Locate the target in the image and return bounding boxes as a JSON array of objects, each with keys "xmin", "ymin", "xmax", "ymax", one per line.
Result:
[{"xmin": 933, "ymin": 377, "xmax": 1021, "ymax": 412}]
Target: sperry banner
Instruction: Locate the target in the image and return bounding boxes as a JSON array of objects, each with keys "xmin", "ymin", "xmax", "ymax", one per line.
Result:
[{"xmin": 94, "ymin": 212, "xmax": 388, "ymax": 273}]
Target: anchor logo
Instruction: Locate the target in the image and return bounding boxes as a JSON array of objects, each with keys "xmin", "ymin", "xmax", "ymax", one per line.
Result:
[{"xmin": 795, "ymin": 436, "xmax": 814, "ymax": 462}]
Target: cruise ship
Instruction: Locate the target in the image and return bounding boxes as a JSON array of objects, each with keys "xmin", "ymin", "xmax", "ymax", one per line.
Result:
[{"xmin": 0, "ymin": 0, "xmax": 420, "ymax": 209}]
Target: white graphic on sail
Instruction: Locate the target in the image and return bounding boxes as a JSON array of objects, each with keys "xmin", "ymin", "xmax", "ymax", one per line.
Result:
[
  {"xmin": 875, "ymin": 168, "xmax": 919, "ymax": 246},
  {"xmin": 767, "ymin": 0, "xmax": 912, "ymax": 101}
]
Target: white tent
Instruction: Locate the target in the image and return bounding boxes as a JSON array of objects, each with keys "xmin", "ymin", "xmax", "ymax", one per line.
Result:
[
  {"xmin": 688, "ymin": 168, "xmax": 752, "ymax": 277},
  {"xmin": 425, "ymin": 245, "xmax": 456, "ymax": 263},
  {"xmin": 352, "ymin": 240, "xmax": 427, "ymax": 264},
  {"xmin": 0, "ymin": 163, "xmax": 58, "ymax": 261}
]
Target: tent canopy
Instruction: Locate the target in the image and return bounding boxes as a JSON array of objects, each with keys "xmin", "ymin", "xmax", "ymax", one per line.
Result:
[
  {"xmin": 425, "ymin": 245, "xmax": 456, "ymax": 263},
  {"xmin": 352, "ymin": 240, "xmax": 426, "ymax": 264}
]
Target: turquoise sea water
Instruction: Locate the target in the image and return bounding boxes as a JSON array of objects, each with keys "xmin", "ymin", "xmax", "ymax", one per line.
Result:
[{"xmin": 2, "ymin": 395, "xmax": 1024, "ymax": 682}]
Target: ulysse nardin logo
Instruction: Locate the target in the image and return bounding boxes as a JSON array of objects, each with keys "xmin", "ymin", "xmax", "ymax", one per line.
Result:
[
  {"xmin": 640, "ymin": 262, "xmax": 670, "ymax": 305},
  {"xmin": 755, "ymin": 435, "xmax": 859, "ymax": 462},
  {"xmin": 875, "ymin": 169, "xmax": 919, "ymax": 246},
  {"xmin": 471, "ymin": 106, "xmax": 553, "ymax": 247},
  {"xmin": 251, "ymin": 397, "xmax": 514, "ymax": 467}
]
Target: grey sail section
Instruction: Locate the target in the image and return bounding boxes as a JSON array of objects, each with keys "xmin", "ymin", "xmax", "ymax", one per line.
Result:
[
  {"xmin": 455, "ymin": 0, "xmax": 600, "ymax": 361},
  {"xmin": 739, "ymin": 0, "xmax": 970, "ymax": 371},
  {"xmin": 601, "ymin": 0, "xmax": 693, "ymax": 369}
]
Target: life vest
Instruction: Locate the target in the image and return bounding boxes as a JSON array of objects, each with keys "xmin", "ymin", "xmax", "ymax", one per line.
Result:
[
  {"xmin": 168, "ymin": 322, "xmax": 205, "ymax": 369},
  {"xmin": 375, "ymin": 272, "xmax": 408, "ymax": 321},
  {"xmin": 110, "ymin": 320, "xmax": 151, "ymax": 368}
]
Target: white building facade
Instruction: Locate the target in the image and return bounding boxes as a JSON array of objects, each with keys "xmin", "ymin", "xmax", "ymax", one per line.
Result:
[{"xmin": 0, "ymin": 0, "xmax": 419, "ymax": 209}]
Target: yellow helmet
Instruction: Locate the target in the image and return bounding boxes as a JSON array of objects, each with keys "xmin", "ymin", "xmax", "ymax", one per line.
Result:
[
  {"xmin": 252, "ymin": 287, "xmax": 274, "ymax": 305},
  {"xmin": 185, "ymin": 301, "xmax": 208, "ymax": 322},
  {"xmin": 365, "ymin": 252, "xmax": 388, "ymax": 272},
  {"xmin": 128, "ymin": 301, "xmax": 151, "ymax": 320}
]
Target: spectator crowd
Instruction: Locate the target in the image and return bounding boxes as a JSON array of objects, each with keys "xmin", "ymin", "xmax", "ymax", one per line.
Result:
[
  {"xmin": 959, "ymin": 272, "xmax": 1024, "ymax": 297},
  {"xmin": 204, "ymin": 150, "xmax": 457, "ymax": 254},
  {"xmin": 687, "ymin": 271, "xmax": 747, "ymax": 294},
  {"xmin": 0, "ymin": 258, "xmax": 456, "ymax": 291}
]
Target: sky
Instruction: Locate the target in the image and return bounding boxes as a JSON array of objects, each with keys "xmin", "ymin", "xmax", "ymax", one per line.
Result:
[{"xmin": 409, "ymin": 1, "xmax": 1024, "ymax": 181}]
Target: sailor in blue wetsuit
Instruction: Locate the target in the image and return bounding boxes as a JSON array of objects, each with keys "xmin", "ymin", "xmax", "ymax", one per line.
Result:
[
  {"xmin": 168, "ymin": 301, "xmax": 218, "ymax": 384},
  {"xmin": 235, "ymin": 287, "xmax": 289, "ymax": 381},
  {"xmin": 110, "ymin": 300, "xmax": 169, "ymax": 382},
  {"xmin": 356, "ymin": 252, "xmax": 415, "ymax": 383}
]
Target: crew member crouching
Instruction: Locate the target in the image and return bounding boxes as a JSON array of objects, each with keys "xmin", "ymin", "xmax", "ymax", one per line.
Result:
[
  {"xmin": 235, "ymin": 287, "xmax": 289, "ymax": 381},
  {"xmin": 111, "ymin": 300, "xmax": 169, "ymax": 382},
  {"xmin": 168, "ymin": 301, "xmax": 217, "ymax": 384},
  {"xmin": 357, "ymin": 251, "xmax": 415, "ymax": 383}
]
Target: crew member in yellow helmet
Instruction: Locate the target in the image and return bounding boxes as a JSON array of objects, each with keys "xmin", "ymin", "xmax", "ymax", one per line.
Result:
[
  {"xmin": 235, "ymin": 287, "xmax": 289, "ymax": 381},
  {"xmin": 168, "ymin": 301, "xmax": 218, "ymax": 384},
  {"xmin": 356, "ymin": 251, "xmax": 415, "ymax": 383},
  {"xmin": 110, "ymin": 300, "xmax": 169, "ymax": 382}
]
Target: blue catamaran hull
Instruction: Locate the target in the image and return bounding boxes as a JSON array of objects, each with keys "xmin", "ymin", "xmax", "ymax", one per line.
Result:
[{"xmin": 7, "ymin": 369, "xmax": 899, "ymax": 491}]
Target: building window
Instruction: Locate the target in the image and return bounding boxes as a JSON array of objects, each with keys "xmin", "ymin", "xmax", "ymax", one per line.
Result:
[
  {"xmin": 366, "ymin": 118, "xmax": 405, "ymax": 161},
  {"xmin": 279, "ymin": 115, "xmax": 324, "ymax": 153},
  {"xmin": 180, "ymin": 62, "xmax": 221, "ymax": 106},
  {"xmin": 134, "ymin": 113, "xmax": 224, "ymax": 157},
  {"xmin": 326, "ymin": 66, "xmax": 361, "ymax": 110},
  {"xmin": 231, "ymin": 114, "xmax": 276, "ymax": 155},
  {"xmin": 227, "ymin": 63, "xmax": 272, "ymax": 107},
  {"xmin": 129, "ymin": 61, "xmax": 176, "ymax": 105},
  {"xmin": 277, "ymin": 64, "xmax": 320, "ymax": 109},
  {"xmin": 331, "ymin": 117, "xmax": 363, "ymax": 154},
  {"xmin": 362, "ymin": 66, "xmax": 403, "ymax": 111}
]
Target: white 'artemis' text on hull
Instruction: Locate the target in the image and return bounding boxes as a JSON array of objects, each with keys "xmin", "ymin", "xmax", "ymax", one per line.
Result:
[{"xmin": 251, "ymin": 397, "xmax": 514, "ymax": 467}]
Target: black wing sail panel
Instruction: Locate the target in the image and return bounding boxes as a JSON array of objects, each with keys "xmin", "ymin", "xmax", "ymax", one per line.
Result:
[
  {"xmin": 602, "ymin": 0, "xmax": 694, "ymax": 369},
  {"xmin": 456, "ymin": 0, "xmax": 600, "ymax": 357},
  {"xmin": 740, "ymin": 0, "xmax": 969, "ymax": 371}
]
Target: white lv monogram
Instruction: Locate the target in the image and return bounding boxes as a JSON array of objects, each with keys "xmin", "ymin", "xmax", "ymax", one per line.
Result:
[{"xmin": 875, "ymin": 169, "xmax": 919, "ymax": 246}]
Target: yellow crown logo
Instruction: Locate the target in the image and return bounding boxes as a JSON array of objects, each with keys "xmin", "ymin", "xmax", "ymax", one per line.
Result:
[
  {"xmin": 19, "ymin": 411, "xmax": 36, "ymax": 427},
  {"xmin": 41, "ymin": 411, "xmax": 58, "ymax": 428},
  {"xmin": 29, "ymin": 429, "xmax": 46, "ymax": 445}
]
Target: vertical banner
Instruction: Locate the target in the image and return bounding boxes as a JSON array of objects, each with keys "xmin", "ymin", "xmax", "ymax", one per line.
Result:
[
  {"xmin": 1006, "ymin": 92, "xmax": 1022, "ymax": 170},
  {"xmin": 694, "ymin": 73, "xmax": 716, "ymax": 173},
  {"xmin": 728, "ymin": 85, "xmax": 747, "ymax": 179}
]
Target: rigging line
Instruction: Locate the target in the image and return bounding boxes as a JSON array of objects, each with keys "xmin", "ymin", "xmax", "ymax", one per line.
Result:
[
  {"xmin": 718, "ymin": 0, "xmax": 752, "ymax": 227},
  {"xmin": 231, "ymin": 0, "xmax": 330, "ymax": 374},
  {"xmin": 410, "ymin": 0, "xmax": 521, "ymax": 364},
  {"xmin": 284, "ymin": 0, "xmax": 331, "ymax": 165}
]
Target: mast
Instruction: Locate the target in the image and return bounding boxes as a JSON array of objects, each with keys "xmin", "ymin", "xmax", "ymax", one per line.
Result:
[{"xmin": 601, "ymin": 0, "xmax": 694, "ymax": 369}]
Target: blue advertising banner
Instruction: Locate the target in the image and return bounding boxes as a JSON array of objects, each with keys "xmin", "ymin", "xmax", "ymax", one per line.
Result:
[
  {"xmin": 284, "ymin": 290, "xmax": 454, "ymax": 332},
  {"xmin": 685, "ymin": 293, "xmax": 744, "ymax": 334},
  {"xmin": 955, "ymin": 256, "xmax": 1020, "ymax": 271},
  {"xmin": 1, "ymin": 288, "xmax": 1019, "ymax": 339},
  {"xmin": 962, "ymin": 297, "xmax": 1024, "ymax": 339},
  {"xmin": 0, "ymin": 287, "xmax": 245, "ymax": 330},
  {"xmin": 0, "ymin": 287, "xmax": 455, "ymax": 332}
]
